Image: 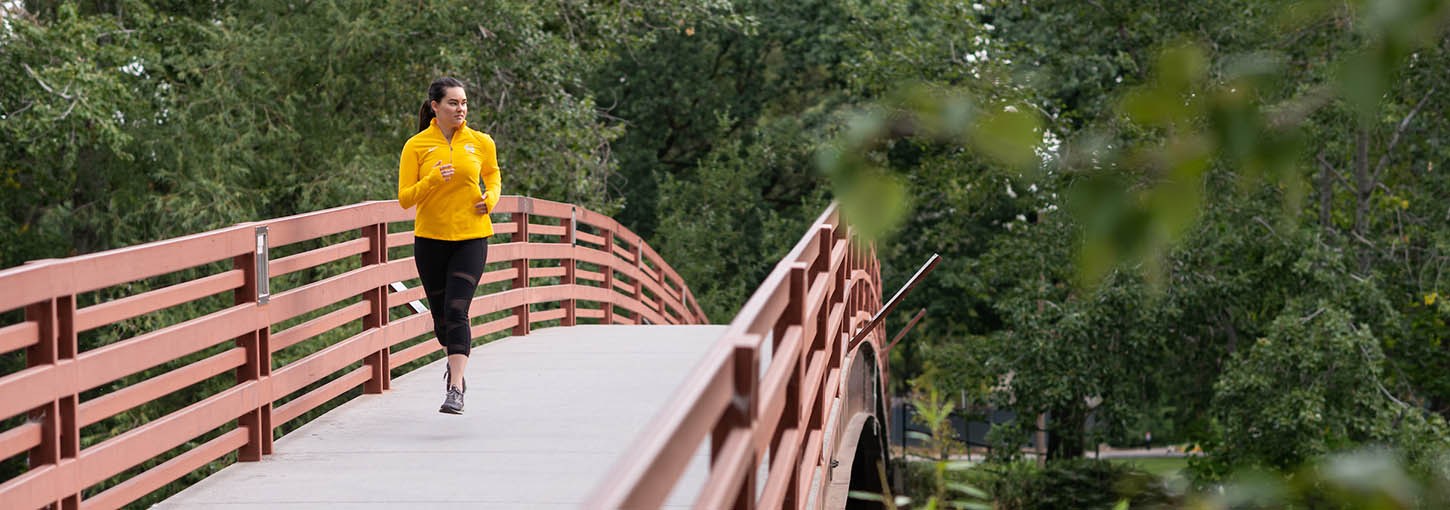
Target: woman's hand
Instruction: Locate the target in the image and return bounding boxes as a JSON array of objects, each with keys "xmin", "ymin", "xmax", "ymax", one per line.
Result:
[
  {"xmin": 434, "ymin": 161, "xmax": 455, "ymax": 181},
  {"xmin": 474, "ymin": 191, "xmax": 490, "ymax": 214}
]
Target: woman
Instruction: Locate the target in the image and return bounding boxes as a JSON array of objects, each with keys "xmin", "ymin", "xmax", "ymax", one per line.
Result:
[{"xmin": 397, "ymin": 77, "xmax": 501, "ymax": 414}]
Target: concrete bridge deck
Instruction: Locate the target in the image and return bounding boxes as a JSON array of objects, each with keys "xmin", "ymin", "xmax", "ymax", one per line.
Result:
[{"xmin": 153, "ymin": 325, "xmax": 724, "ymax": 509}]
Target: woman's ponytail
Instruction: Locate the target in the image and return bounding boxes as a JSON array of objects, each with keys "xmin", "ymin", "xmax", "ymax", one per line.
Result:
[
  {"xmin": 417, "ymin": 100, "xmax": 435, "ymax": 132},
  {"xmin": 417, "ymin": 77, "xmax": 466, "ymax": 132}
]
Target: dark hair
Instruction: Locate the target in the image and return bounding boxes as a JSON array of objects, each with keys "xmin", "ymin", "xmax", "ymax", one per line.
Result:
[{"xmin": 418, "ymin": 77, "xmax": 466, "ymax": 132}]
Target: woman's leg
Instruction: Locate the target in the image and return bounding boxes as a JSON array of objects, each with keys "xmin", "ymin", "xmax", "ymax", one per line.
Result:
[
  {"xmin": 439, "ymin": 238, "xmax": 487, "ymax": 390},
  {"xmin": 411, "ymin": 237, "xmax": 450, "ymax": 350}
]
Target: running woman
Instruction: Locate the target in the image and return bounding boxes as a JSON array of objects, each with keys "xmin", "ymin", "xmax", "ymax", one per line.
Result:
[{"xmin": 397, "ymin": 77, "xmax": 501, "ymax": 414}]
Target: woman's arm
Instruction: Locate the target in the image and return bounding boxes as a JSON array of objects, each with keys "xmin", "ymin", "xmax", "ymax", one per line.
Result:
[
  {"xmin": 479, "ymin": 135, "xmax": 502, "ymax": 213},
  {"xmin": 397, "ymin": 143, "xmax": 442, "ymax": 209}
]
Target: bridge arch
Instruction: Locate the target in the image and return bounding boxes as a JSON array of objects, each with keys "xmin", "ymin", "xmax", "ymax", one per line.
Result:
[{"xmin": 826, "ymin": 341, "xmax": 891, "ymax": 509}]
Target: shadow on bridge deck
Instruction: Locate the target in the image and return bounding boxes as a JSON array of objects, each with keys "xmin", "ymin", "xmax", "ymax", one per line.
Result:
[{"xmin": 154, "ymin": 325, "xmax": 724, "ymax": 509}]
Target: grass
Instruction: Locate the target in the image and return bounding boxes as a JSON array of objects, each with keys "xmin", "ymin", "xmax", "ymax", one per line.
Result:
[{"xmin": 1108, "ymin": 456, "xmax": 1190, "ymax": 482}]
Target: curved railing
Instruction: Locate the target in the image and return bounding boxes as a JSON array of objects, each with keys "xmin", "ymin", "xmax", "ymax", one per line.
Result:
[
  {"xmin": 588, "ymin": 202, "xmax": 887, "ymax": 509},
  {"xmin": 0, "ymin": 196, "xmax": 706, "ymax": 510}
]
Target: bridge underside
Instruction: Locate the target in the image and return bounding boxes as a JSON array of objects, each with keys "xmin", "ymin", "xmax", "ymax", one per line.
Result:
[{"xmin": 155, "ymin": 325, "xmax": 723, "ymax": 509}]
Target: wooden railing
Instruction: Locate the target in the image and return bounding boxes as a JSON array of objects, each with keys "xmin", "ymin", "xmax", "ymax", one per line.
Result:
[
  {"xmin": 0, "ymin": 196, "xmax": 706, "ymax": 510},
  {"xmin": 588, "ymin": 202, "xmax": 886, "ymax": 509}
]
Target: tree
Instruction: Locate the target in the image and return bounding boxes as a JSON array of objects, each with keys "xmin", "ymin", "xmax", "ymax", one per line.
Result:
[{"xmin": 1202, "ymin": 304, "xmax": 1449, "ymax": 481}]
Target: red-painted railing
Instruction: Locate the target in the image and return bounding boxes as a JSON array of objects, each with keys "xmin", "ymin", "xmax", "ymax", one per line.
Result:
[
  {"xmin": 588, "ymin": 203, "xmax": 887, "ymax": 509},
  {"xmin": 0, "ymin": 197, "xmax": 706, "ymax": 510}
]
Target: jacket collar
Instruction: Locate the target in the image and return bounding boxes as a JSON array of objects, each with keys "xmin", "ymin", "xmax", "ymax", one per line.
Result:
[{"xmin": 429, "ymin": 117, "xmax": 467, "ymax": 140}]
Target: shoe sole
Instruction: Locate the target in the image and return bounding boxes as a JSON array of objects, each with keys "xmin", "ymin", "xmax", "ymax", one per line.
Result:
[{"xmin": 439, "ymin": 406, "xmax": 463, "ymax": 415}]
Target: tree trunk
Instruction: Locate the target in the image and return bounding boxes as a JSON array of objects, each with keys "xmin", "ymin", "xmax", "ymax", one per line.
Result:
[
  {"xmin": 1047, "ymin": 407, "xmax": 1085, "ymax": 460},
  {"xmin": 1354, "ymin": 125, "xmax": 1372, "ymax": 274},
  {"xmin": 1319, "ymin": 153, "xmax": 1333, "ymax": 229},
  {"xmin": 1221, "ymin": 308, "xmax": 1239, "ymax": 356}
]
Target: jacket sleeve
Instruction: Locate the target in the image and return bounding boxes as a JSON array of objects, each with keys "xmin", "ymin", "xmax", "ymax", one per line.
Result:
[
  {"xmin": 479, "ymin": 134, "xmax": 502, "ymax": 214},
  {"xmin": 397, "ymin": 142, "xmax": 442, "ymax": 209}
]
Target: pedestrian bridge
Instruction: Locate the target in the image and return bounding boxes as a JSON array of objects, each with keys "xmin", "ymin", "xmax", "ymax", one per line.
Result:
[{"xmin": 0, "ymin": 197, "xmax": 898, "ymax": 509}]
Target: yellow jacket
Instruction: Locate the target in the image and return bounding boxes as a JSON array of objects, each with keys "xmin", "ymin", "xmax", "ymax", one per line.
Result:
[{"xmin": 397, "ymin": 118, "xmax": 501, "ymax": 240}]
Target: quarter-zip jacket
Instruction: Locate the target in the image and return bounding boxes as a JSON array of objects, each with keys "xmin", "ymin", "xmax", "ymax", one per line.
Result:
[{"xmin": 398, "ymin": 118, "xmax": 502, "ymax": 241}]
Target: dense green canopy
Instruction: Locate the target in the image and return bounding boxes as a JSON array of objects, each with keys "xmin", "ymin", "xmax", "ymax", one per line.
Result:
[{"xmin": 4, "ymin": 0, "xmax": 1450, "ymax": 502}]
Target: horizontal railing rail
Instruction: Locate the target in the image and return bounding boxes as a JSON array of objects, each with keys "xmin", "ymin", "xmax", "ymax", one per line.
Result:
[
  {"xmin": 0, "ymin": 196, "xmax": 706, "ymax": 510},
  {"xmin": 588, "ymin": 202, "xmax": 887, "ymax": 509}
]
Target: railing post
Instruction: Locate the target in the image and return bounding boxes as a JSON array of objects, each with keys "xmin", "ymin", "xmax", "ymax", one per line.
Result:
[
  {"xmin": 818, "ymin": 224, "xmax": 843, "ymax": 498},
  {"xmin": 632, "ymin": 243, "xmax": 644, "ymax": 324},
  {"xmin": 362, "ymin": 223, "xmax": 391, "ymax": 394},
  {"xmin": 712, "ymin": 343, "xmax": 758, "ymax": 510},
  {"xmin": 235, "ymin": 227, "xmax": 274, "ymax": 461},
  {"xmin": 684, "ymin": 288, "xmax": 696, "ymax": 324},
  {"xmin": 781, "ymin": 263, "xmax": 811, "ymax": 508},
  {"xmin": 24, "ymin": 299, "xmax": 56, "ymax": 468},
  {"xmin": 679, "ymin": 286, "xmax": 690, "ymax": 324},
  {"xmin": 562, "ymin": 210, "xmax": 577, "ymax": 327},
  {"xmin": 603, "ymin": 229, "xmax": 616, "ymax": 324},
  {"xmin": 26, "ymin": 295, "xmax": 81, "ymax": 509},
  {"xmin": 513, "ymin": 211, "xmax": 531, "ymax": 335},
  {"xmin": 828, "ymin": 225, "xmax": 849, "ymax": 360}
]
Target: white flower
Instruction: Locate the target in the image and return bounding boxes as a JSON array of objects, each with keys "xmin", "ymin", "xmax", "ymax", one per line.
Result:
[{"xmin": 119, "ymin": 57, "xmax": 145, "ymax": 76}]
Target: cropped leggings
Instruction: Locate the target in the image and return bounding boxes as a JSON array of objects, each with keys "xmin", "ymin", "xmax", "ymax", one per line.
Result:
[{"xmin": 413, "ymin": 237, "xmax": 488, "ymax": 357}]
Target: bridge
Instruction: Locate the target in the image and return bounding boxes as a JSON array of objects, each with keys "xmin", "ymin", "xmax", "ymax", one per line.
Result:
[{"xmin": 0, "ymin": 197, "xmax": 896, "ymax": 509}]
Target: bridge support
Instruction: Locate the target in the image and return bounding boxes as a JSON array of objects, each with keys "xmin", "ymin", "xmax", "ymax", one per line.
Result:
[
  {"xmin": 363, "ymin": 222, "xmax": 391, "ymax": 394},
  {"xmin": 562, "ymin": 208, "xmax": 577, "ymax": 326},
  {"xmin": 823, "ymin": 341, "xmax": 890, "ymax": 510},
  {"xmin": 828, "ymin": 414, "xmax": 887, "ymax": 510},
  {"xmin": 513, "ymin": 212, "xmax": 531, "ymax": 335},
  {"xmin": 26, "ymin": 296, "xmax": 81, "ymax": 509},
  {"xmin": 234, "ymin": 240, "xmax": 274, "ymax": 461}
]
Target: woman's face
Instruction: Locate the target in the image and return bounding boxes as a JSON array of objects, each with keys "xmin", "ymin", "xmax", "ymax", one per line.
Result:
[{"xmin": 432, "ymin": 87, "xmax": 467, "ymax": 130}]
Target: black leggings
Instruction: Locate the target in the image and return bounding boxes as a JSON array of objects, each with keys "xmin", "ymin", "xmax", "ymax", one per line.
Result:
[{"xmin": 413, "ymin": 237, "xmax": 488, "ymax": 357}]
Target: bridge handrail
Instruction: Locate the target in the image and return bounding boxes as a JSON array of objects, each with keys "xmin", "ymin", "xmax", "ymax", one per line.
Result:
[
  {"xmin": 589, "ymin": 202, "xmax": 887, "ymax": 509},
  {"xmin": 0, "ymin": 196, "xmax": 705, "ymax": 510}
]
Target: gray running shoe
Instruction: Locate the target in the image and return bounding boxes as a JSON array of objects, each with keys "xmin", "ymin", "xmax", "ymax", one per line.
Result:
[{"xmin": 440, "ymin": 385, "xmax": 465, "ymax": 414}]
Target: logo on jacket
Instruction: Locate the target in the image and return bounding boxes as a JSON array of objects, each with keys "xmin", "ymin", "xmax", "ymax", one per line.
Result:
[{"xmin": 466, "ymin": 144, "xmax": 476, "ymax": 154}]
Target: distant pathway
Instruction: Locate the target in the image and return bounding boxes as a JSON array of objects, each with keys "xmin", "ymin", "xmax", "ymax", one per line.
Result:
[
  {"xmin": 1091, "ymin": 447, "xmax": 1193, "ymax": 459},
  {"xmin": 900, "ymin": 447, "xmax": 1195, "ymax": 463}
]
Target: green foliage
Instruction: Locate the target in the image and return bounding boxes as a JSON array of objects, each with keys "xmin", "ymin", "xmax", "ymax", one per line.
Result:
[
  {"xmin": 0, "ymin": 2, "xmax": 184, "ymax": 262},
  {"xmin": 816, "ymin": 84, "xmax": 1042, "ymax": 242},
  {"xmin": 990, "ymin": 459, "xmax": 1177, "ymax": 510},
  {"xmin": 855, "ymin": 367, "xmax": 991, "ymax": 510},
  {"xmin": 1193, "ymin": 304, "xmax": 1450, "ymax": 493},
  {"xmin": 5, "ymin": 0, "xmax": 1450, "ymax": 506},
  {"xmin": 1210, "ymin": 306, "xmax": 1409, "ymax": 471},
  {"xmin": 652, "ymin": 115, "xmax": 829, "ymax": 321},
  {"xmin": 1183, "ymin": 448, "xmax": 1450, "ymax": 509},
  {"xmin": 896, "ymin": 458, "xmax": 1176, "ymax": 510},
  {"xmin": 0, "ymin": 0, "xmax": 740, "ymax": 506},
  {"xmin": 1, "ymin": 0, "xmax": 735, "ymax": 269}
]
